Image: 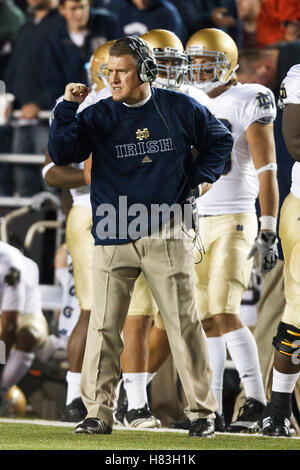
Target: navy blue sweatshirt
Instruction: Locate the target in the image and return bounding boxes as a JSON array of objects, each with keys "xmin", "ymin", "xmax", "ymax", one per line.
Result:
[{"xmin": 48, "ymin": 87, "xmax": 233, "ymax": 245}]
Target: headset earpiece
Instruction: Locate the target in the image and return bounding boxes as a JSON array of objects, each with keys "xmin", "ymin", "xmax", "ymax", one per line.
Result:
[{"xmin": 127, "ymin": 36, "xmax": 158, "ymax": 84}]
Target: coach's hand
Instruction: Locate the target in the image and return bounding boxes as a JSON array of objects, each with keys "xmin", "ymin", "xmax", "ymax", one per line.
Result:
[
  {"xmin": 64, "ymin": 83, "xmax": 89, "ymax": 104},
  {"xmin": 247, "ymin": 231, "xmax": 278, "ymax": 275}
]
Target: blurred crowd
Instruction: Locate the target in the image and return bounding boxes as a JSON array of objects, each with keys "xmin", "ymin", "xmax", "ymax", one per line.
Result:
[{"xmin": 0, "ymin": 0, "xmax": 300, "ymax": 198}]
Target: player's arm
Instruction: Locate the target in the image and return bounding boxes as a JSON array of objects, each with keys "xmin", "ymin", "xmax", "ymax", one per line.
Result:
[
  {"xmin": 282, "ymin": 103, "xmax": 300, "ymax": 162},
  {"xmin": 54, "ymin": 243, "xmax": 68, "ymax": 271},
  {"xmin": 246, "ymin": 121, "xmax": 279, "ymax": 274},
  {"xmin": 83, "ymin": 154, "xmax": 92, "ymax": 185},
  {"xmin": 43, "ymin": 148, "xmax": 87, "ymax": 189},
  {"xmin": 246, "ymin": 121, "xmax": 279, "ymax": 221}
]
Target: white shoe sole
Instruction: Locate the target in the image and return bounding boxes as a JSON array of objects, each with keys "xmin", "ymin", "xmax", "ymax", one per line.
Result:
[{"xmin": 124, "ymin": 416, "xmax": 161, "ymax": 429}]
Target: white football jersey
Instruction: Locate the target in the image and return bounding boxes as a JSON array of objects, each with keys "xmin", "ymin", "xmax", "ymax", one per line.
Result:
[
  {"xmin": 179, "ymin": 84, "xmax": 213, "ymax": 112},
  {"xmin": 0, "ymin": 241, "xmax": 42, "ymax": 316},
  {"xmin": 279, "ymin": 64, "xmax": 300, "ymax": 198},
  {"xmin": 197, "ymin": 82, "xmax": 277, "ymax": 215},
  {"xmin": 53, "ymin": 87, "xmax": 111, "ymax": 208}
]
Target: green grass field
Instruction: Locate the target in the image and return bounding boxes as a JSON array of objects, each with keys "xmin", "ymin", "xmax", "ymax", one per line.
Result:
[{"xmin": 1, "ymin": 419, "xmax": 300, "ymax": 451}]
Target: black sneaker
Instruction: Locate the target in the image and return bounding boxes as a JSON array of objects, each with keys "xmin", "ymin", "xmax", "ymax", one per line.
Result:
[
  {"xmin": 262, "ymin": 404, "xmax": 295, "ymax": 437},
  {"xmin": 215, "ymin": 413, "xmax": 226, "ymax": 432},
  {"xmin": 189, "ymin": 418, "xmax": 215, "ymax": 438},
  {"xmin": 169, "ymin": 418, "xmax": 190, "ymax": 430},
  {"xmin": 61, "ymin": 397, "xmax": 87, "ymax": 423},
  {"xmin": 75, "ymin": 418, "xmax": 112, "ymax": 434},
  {"xmin": 114, "ymin": 379, "xmax": 128, "ymax": 425},
  {"xmin": 124, "ymin": 404, "xmax": 161, "ymax": 428},
  {"xmin": 262, "ymin": 415, "xmax": 294, "ymax": 437},
  {"xmin": 227, "ymin": 398, "xmax": 265, "ymax": 433}
]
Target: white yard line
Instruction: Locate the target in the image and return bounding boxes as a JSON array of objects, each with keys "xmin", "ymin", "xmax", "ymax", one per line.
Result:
[{"xmin": 0, "ymin": 417, "xmax": 300, "ymax": 439}]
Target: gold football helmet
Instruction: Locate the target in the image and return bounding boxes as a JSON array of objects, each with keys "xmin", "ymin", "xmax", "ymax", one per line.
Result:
[
  {"xmin": 3, "ymin": 386, "xmax": 27, "ymax": 417},
  {"xmin": 186, "ymin": 28, "xmax": 238, "ymax": 92},
  {"xmin": 141, "ymin": 29, "xmax": 188, "ymax": 89},
  {"xmin": 87, "ymin": 40, "xmax": 116, "ymax": 92}
]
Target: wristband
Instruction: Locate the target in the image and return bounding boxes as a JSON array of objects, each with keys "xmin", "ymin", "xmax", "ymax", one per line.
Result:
[
  {"xmin": 256, "ymin": 162, "xmax": 277, "ymax": 174},
  {"xmin": 42, "ymin": 162, "xmax": 55, "ymax": 179},
  {"xmin": 259, "ymin": 215, "xmax": 277, "ymax": 232}
]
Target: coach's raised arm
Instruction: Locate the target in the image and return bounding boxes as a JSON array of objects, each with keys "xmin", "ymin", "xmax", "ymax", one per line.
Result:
[{"xmin": 48, "ymin": 82, "xmax": 92, "ymax": 165}]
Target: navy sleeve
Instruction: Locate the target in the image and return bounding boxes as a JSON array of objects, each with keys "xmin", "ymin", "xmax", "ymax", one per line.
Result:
[
  {"xmin": 48, "ymin": 100, "xmax": 94, "ymax": 165},
  {"xmin": 189, "ymin": 104, "xmax": 233, "ymax": 188}
]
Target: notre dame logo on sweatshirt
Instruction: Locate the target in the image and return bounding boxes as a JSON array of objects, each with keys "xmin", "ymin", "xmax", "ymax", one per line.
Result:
[
  {"xmin": 136, "ymin": 128, "xmax": 150, "ymax": 140},
  {"xmin": 115, "ymin": 127, "xmax": 173, "ymax": 159}
]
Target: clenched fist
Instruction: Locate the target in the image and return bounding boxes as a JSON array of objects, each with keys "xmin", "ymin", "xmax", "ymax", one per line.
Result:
[{"xmin": 64, "ymin": 83, "xmax": 89, "ymax": 104}]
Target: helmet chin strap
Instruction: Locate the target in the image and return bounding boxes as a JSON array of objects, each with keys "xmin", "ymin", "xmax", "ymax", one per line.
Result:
[
  {"xmin": 193, "ymin": 79, "xmax": 224, "ymax": 93},
  {"xmin": 155, "ymin": 77, "xmax": 175, "ymax": 89},
  {"xmin": 156, "ymin": 77, "xmax": 168, "ymax": 85}
]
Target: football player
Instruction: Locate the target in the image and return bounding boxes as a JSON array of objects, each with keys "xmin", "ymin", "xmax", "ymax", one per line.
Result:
[
  {"xmin": 112, "ymin": 29, "xmax": 213, "ymax": 429},
  {"xmin": 262, "ymin": 64, "xmax": 300, "ymax": 437},
  {"xmin": 186, "ymin": 28, "xmax": 279, "ymax": 433},
  {"xmin": 43, "ymin": 39, "xmax": 115, "ymax": 422},
  {"xmin": 0, "ymin": 241, "xmax": 48, "ymax": 416}
]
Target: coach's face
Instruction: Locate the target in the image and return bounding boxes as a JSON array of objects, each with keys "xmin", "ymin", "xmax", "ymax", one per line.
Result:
[{"xmin": 108, "ymin": 54, "xmax": 150, "ymax": 105}]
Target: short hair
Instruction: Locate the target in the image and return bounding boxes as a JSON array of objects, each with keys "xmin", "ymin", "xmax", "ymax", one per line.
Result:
[{"xmin": 109, "ymin": 37, "xmax": 155, "ymax": 69}]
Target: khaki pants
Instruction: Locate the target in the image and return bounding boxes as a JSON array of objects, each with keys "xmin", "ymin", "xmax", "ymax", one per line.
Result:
[{"xmin": 80, "ymin": 232, "xmax": 218, "ymax": 427}]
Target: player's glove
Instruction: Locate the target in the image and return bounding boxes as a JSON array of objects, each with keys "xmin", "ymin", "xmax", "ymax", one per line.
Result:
[{"xmin": 247, "ymin": 231, "xmax": 278, "ymax": 275}]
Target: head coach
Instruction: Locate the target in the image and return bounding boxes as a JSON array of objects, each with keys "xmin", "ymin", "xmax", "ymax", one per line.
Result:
[{"xmin": 48, "ymin": 35, "xmax": 233, "ymax": 438}]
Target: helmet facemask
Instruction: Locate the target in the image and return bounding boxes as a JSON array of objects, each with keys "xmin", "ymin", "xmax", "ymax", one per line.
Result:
[
  {"xmin": 97, "ymin": 63, "xmax": 110, "ymax": 88},
  {"xmin": 153, "ymin": 47, "xmax": 188, "ymax": 89},
  {"xmin": 87, "ymin": 60, "xmax": 110, "ymax": 92},
  {"xmin": 187, "ymin": 48, "xmax": 238, "ymax": 93}
]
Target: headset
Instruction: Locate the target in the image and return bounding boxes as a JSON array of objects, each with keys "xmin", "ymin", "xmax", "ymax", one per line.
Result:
[{"xmin": 126, "ymin": 35, "xmax": 158, "ymax": 84}]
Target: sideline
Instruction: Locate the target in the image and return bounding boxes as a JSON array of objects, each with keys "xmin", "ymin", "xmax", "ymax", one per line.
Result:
[{"xmin": 0, "ymin": 417, "xmax": 299, "ymax": 439}]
